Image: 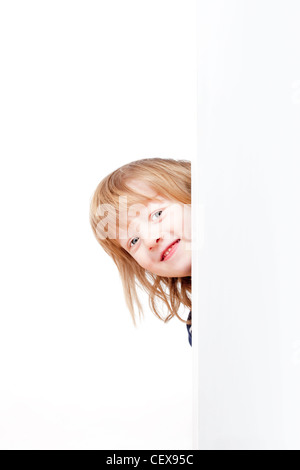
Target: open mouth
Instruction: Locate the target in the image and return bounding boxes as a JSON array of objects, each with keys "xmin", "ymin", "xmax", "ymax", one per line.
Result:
[{"xmin": 161, "ymin": 239, "xmax": 180, "ymax": 261}]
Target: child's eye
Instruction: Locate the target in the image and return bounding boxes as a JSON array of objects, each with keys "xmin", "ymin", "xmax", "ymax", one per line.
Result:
[
  {"xmin": 151, "ymin": 209, "xmax": 163, "ymax": 220},
  {"xmin": 129, "ymin": 237, "xmax": 139, "ymax": 248}
]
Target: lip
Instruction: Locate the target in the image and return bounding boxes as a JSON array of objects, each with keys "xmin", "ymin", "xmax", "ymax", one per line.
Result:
[{"xmin": 161, "ymin": 239, "xmax": 180, "ymax": 261}]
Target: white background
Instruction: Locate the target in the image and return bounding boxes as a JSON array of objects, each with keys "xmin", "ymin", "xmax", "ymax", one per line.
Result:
[
  {"xmin": 0, "ymin": 1, "xmax": 196, "ymax": 449},
  {"xmin": 197, "ymin": 0, "xmax": 300, "ymax": 450}
]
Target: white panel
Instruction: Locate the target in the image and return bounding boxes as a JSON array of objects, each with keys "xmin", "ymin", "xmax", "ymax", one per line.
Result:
[{"xmin": 196, "ymin": 0, "xmax": 300, "ymax": 449}]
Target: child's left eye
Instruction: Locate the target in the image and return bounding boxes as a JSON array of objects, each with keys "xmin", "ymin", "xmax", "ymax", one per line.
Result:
[{"xmin": 151, "ymin": 210, "xmax": 163, "ymax": 220}]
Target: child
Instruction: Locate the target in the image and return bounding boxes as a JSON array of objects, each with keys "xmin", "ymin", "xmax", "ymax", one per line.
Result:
[{"xmin": 89, "ymin": 158, "xmax": 192, "ymax": 345}]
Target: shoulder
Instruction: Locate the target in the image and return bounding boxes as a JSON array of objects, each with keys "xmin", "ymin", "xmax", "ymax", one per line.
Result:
[{"xmin": 186, "ymin": 310, "xmax": 192, "ymax": 346}]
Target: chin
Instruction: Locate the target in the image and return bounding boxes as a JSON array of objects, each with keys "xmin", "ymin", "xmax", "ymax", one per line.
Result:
[{"xmin": 166, "ymin": 269, "xmax": 191, "ymax": 278}]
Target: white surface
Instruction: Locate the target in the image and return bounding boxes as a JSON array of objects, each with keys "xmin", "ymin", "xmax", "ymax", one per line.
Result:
[
  {"xmin": 197, "ymin": 0, "xmax": 300, "ymax": 450},
  {"xmin": 0, "ymin": 0, "xmax": 196, "ymax": 449}
]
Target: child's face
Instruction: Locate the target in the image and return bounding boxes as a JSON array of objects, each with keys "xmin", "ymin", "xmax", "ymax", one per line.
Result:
[{"xmin": 118, "ymin": 179, "xmax": 191, "ymax": 278}]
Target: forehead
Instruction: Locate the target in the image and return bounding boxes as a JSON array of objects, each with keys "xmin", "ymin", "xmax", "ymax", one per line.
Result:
[
  {"xmin": 126, "ymin": 179, "xmax": 158, "ymax": 198},
  {"xmin": 123, "ymin": 179, "xmax": 166, "ymax": 218}
]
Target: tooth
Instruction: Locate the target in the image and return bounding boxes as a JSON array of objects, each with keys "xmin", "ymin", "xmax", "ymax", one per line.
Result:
[
  {"xmin": 162, "ymin": 241, "xmax": 179, "ymax": 259},
  {"xmin": 164, "ymin": 248, "xmax": 172, "ymax": 258}
]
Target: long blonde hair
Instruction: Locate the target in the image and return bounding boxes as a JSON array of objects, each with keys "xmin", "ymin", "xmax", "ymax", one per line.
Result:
[{"xmin": 89, "ymin": 158, "xmax": 191, "ymax": 325}]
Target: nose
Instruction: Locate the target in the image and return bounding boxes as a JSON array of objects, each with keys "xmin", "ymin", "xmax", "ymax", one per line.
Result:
[{"xmin": 148, "ymin": 237, "xmax": 162, "ymax": 251}]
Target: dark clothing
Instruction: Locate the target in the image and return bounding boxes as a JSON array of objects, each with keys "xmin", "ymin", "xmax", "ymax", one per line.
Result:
[{"xmin": 187, "ymin": 310, "xmax": 192, "ymax": 346}]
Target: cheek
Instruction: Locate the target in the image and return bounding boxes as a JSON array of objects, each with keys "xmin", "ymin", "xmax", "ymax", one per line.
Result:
[
  {"xmin": 184, "ymin": 215, "xmax": 192, "ymax": 239},
  {"xmin": 169, "ymin": 206, "xmax": 189, "ymax": 236},
  {"xmin": 139, "ymin": 256, "xmax": 157, "ymax": 272},
  {"xmin": 133, "ymin": 253, "xmax": 150, "ymax": 270},
  {"xmin": 181, "ymin": 206, "xmax": 191, "ymax": 239}
]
